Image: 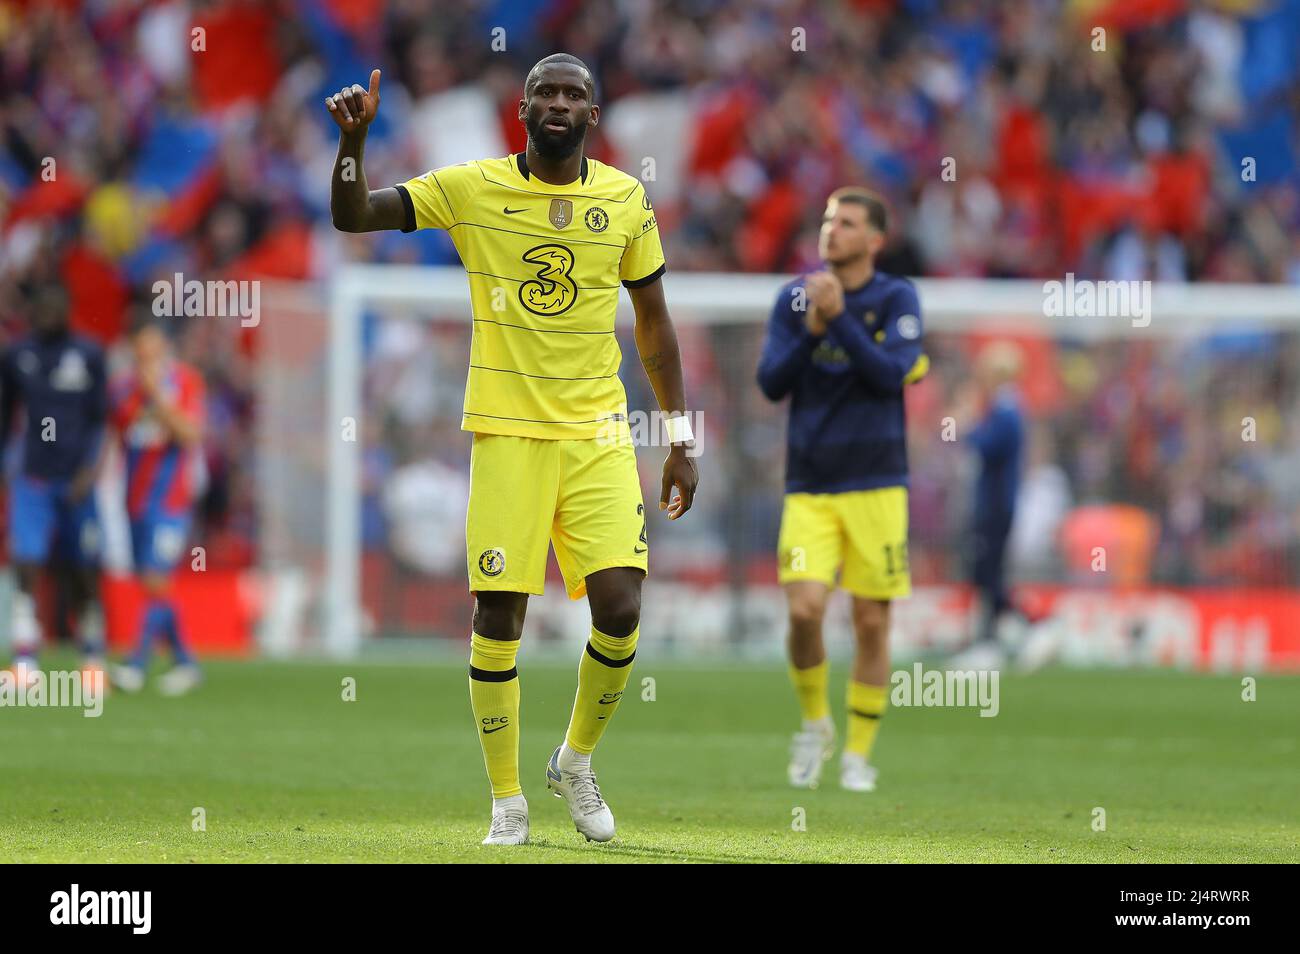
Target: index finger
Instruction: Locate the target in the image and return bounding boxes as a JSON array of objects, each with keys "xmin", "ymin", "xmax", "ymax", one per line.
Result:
[{"xmin": 368, "ymin": 68, "xmax": 382, "ymax": 99}]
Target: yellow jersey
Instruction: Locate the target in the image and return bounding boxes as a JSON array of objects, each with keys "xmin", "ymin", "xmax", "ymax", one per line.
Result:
[{"xmin": 398, "ymin": 152, "xmax": 666, "ymax": 440}]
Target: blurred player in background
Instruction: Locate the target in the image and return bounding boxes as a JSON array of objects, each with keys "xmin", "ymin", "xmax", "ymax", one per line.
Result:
[
  {"xmin": 327, "ymin": 55, "xmax": 698, "ymax": 845},
  {"xmin": 758, "ymin": 188, "xmax": 927, "ymax": 792},
  {"xmin": 0, "ymin": 280, "xmax": 108, "ymax": 683},
  {"xmin": 951, "ymin": 342, "xmax": 1026, "ymax": 669},
  {"xmin": 108, "ymin": 316, "xmax": 206, "ymax": 696}
]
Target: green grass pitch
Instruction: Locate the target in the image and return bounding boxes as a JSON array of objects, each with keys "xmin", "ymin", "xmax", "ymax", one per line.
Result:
[{"xmin": 2, "ymin": 658, "xmax": 1296, "ymax": 863}]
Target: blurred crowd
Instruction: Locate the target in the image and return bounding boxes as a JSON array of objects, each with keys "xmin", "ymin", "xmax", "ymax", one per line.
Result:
[
  {"xmin": 908, "ymin": 332, "xmax": 1300, "ymax": 587},
  {"xmin": 2, "ymin": 0, "xmax": 1299, "ymax": 585}
]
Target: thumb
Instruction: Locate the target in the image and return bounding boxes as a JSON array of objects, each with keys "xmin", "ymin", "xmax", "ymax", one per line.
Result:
[{"xmin": 368, "ymin": 68, "xmax": 381, "ymax": 99}]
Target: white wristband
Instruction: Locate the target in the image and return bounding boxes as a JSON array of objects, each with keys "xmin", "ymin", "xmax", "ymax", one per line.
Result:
[{"xmin": 664, "ymin": 414, "xmax": 694, "ymax": 444}]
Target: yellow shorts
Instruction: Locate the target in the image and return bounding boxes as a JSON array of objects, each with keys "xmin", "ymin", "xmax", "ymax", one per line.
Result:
[
  {"xmin": 777, "ymin": 486, "xmax": 910, "ymax": 600},
  {"xmin": 466, "ymin": 433, "xmax": 648, "ymax": 600}
]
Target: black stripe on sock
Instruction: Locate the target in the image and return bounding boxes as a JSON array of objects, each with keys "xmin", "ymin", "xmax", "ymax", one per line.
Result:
[
  {"xmin": 850, "ymin": 708, "xmax": 882, "ymax": 720},
  {"xmin": 469, "ymin": 665, "xmax": 518, "ymax": 682},
  {"xmin": 584, "ymin": 641, "xmax": 636, "ymax": 668}
]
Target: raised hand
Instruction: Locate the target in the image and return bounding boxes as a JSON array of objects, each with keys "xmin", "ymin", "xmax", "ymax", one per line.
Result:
[{"xmin": 326, "ymin": 69, "xmax": 381, "ymax": 132}]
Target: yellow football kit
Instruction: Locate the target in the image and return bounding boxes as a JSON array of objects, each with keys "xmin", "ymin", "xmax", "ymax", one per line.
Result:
[
  {"xmin": 397, "ymin": 153, "xmax": 664, "ymax": 598},
  {"xmin": 777, "ymin": 486, "xmax": 911, "ymax": 600}
]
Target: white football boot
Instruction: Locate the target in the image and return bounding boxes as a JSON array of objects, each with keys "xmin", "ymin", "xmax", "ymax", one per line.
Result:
[
  {"xmin": 546, "ymin": 745, "xmax": 615, "ymax": 842},
  {"xmin": 950, "ymin": 639, "xmax": 1006, "ymax": 672},
  {"xmin": 158, "ymin": 664, "xmax": 203, "ymax": 697},
  {"xmin": 788, "ymin": 717, "xmax": 835, "ymax": 788},
  {"xmin": 840, "ymin": 753, "xmax": 878, "ymax": 792},
  {"xmin": 482, "ymin": 794, "xmax": 530, "ymax": 846},
  {"xmin": 109, "ymin": 663, "xmax": 145, "ymax": 693}
]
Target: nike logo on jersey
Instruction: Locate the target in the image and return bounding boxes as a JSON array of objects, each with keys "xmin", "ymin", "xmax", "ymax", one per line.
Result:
[{"xmin": 503, "ymin": 207, "xmax": 527, "ymax": 215}]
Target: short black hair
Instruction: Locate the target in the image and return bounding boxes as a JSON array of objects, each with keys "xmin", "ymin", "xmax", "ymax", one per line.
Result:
[
  {"xmin": 524, "ymin": 53, "xmax": 594, "ymax": 100},
  {"xmin": 828, "ymin": 186, "xmax": 889, "ymax": 234}
]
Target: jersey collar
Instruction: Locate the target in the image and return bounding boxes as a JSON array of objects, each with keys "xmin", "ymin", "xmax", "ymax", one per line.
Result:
[{"xmin": 515, "ymin": 151, "xmax": 588, "ymax": 187}]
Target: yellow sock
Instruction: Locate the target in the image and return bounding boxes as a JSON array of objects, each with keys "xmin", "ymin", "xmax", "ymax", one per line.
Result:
[
  {"xmin": 788, "ymin": 659, "xmax": 830, "ymax": 722},
  {"xmin": 845, "ymin": 680, "xmax": 887, "ymax": 759},
  {"xmin": 564, "ymin": 625, "xmax": 638, "ymax": 755},
  {"xmin": 468, "ymin": 632, "xmax": 521, "ymax": 798}
]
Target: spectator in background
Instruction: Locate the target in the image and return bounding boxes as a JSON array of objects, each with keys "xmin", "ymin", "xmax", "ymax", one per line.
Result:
[
  {"xmin": 381, "ymin": 451, "xmax": 470, "ymax": 578},
  {"xmin": 0, "ymin": 278, "xmax": 109, "ymax": 681},
  {"xmin": 107, "ymin": 316, "xmax": 206, "ymax": 697},
  {"xmin": 952, "ymin": 341, "xmax": 1025, "ymax": 666}
]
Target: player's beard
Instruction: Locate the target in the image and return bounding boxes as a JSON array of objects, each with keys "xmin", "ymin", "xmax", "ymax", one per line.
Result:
[{"xmin": 526, "ymin": 110, "xmax": 587, "ymax": 160}]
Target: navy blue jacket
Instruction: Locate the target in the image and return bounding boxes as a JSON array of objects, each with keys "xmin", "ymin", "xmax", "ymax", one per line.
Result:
[
  {"xmin": 967, "ymin": 387, "xmax": 1023, "ymax": 527},
  {"xmin": 0, "ymin": 331, "xmax": 108, "ymax": 480},
  {"xmin": 757, "ymin": 272, "xmax": 927, "ymax": 494}
]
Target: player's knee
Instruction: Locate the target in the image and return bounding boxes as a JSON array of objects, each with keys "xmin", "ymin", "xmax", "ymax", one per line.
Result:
[
  {"xmin": 473, "ymin": 592, "xmax": 527, "ymax": 641},
  {"xmin": 475, "ymin": 609, "xmax": 524, "ymax": 641},
  {"xmin": 592, "ymin": 579, "xmax": 642, "ymax": 639},
  {"xmin": 590, "ymin": 587, "xmax": 640, "ymax": 638},
  {"xmin": 852, "ymin": 600, "xmax": 890, "ymax": 646},
  {"xmin": 788, "ymin": 595, "xmax": 826, "ymax": 633}
]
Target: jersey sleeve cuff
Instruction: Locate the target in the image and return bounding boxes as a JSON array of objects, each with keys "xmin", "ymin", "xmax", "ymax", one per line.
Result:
[
  {"xmin": 622, "ymin": 263, "xmax": 666, "ymax": 289},
  {"xmin": 394, "ymin": 184, "xmax": 417, "ymax": 233}
]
